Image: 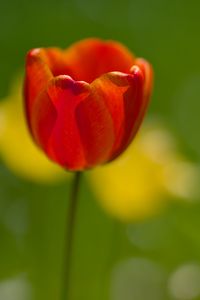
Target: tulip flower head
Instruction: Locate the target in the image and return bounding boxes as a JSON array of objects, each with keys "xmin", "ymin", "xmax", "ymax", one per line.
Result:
[{"xmin": 24, "ymin": 38, "xmax": 153, "ymax": 170}]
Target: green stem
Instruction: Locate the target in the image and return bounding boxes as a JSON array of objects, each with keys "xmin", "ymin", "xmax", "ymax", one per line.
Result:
[{"xmin": 62, "ymin": 171, "xmax": 82, "ymax": 300}]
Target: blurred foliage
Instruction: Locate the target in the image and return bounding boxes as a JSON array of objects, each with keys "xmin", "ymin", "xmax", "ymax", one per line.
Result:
[{"xmin": 0, "ymin": 0, "xmax": 200, "ymax": 299}]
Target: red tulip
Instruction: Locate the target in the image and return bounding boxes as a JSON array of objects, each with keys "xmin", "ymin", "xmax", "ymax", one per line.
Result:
[{"xmin": 24, "ymin": 38, "xmax": 153, "ymax": 171}]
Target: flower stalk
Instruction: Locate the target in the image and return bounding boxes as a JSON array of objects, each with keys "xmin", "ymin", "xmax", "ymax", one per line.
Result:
[{"xmin": 62, "ymin": 171, "xmax": 82, "ymax": 300}]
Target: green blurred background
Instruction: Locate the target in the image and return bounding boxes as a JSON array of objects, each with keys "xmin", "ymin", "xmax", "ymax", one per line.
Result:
[{"xmin": 0, "ymin": 0, "xmax": 200, "ymax": 299}]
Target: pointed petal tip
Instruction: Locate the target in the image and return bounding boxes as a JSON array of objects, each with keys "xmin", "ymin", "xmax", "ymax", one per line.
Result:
[
  {"xmin": 130, "ymin": 65, "xmax": 142, "ymax": 75},
  {"xmin": 27, "ymin": 48, "xmax": 41, "ymax": 56},
  {"xmin": 130, "ymin": 59, "xmax": 153, "ymax": 77},
  {"xmin": 26, "ymin": 48, "xmax": 43, "ymax": 64},
  {"xmin": 93, "ymin": 70, "xmax": 143, "ymax": 90}
]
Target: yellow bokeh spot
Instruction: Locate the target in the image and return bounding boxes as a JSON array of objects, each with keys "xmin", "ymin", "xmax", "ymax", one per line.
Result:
[{"xmin": 89, "ymin": 123, "xmax": 199, "ymax": 222}]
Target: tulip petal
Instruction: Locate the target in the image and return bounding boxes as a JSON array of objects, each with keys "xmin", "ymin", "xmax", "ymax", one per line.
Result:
[
  {"xmin": 34, "ymin": 75, "xmax": 115, "ymax": 170},
  {"xmin": 75, "ymin": 89, "xmax": 115, "ymax": 167},
  {"xmin": 90, "ymin": 68, "xmax": 145, "ymax": 161},
  {"xmin": 24, "ymin": 49, "xmax": 53, "ymax": 129},
  {"xmin": 31, "ymin": 89, "xmax": 57, "ymax": 155},
  {"xmin": 24, "ymin": 48, "xmax": 74, "ymax": 126},
  {"xmin": 64, "ymin": 38, "xmax": 135, "ymax": 83}
]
